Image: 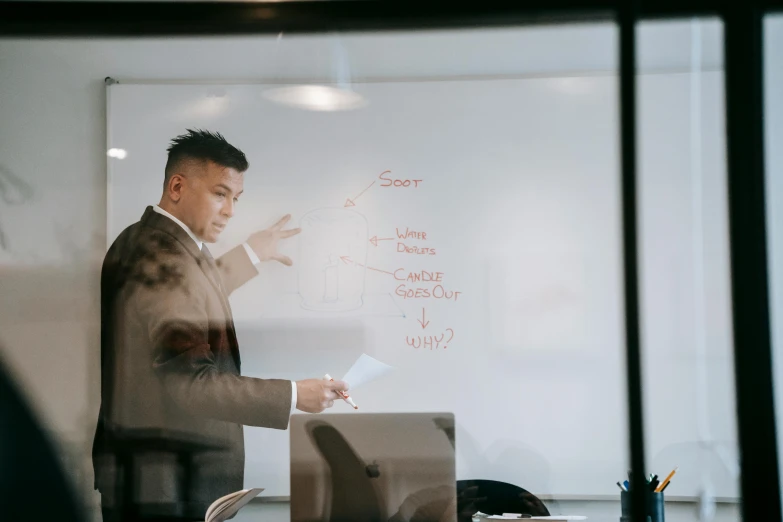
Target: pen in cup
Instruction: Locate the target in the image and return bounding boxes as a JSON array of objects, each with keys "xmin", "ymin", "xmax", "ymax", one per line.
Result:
[{"xmin": 324, "ymin": 373, "xmax": 358, "ymax": 409}]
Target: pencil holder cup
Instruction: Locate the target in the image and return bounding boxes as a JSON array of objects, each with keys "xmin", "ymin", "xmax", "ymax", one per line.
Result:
[{"xmin": 620, "ymin": 490, "xmax": 664, "ymax": 522}]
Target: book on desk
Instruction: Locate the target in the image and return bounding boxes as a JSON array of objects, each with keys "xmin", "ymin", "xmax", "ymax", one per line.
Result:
[{"xmin": 204, "ymin": 487, "xmax": 263, "ymax": 522}]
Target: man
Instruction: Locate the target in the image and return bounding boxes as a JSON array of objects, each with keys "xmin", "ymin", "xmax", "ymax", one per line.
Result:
[{"xmin": 92, "ymin": 129, "xmax": 348, "ymax": 521}]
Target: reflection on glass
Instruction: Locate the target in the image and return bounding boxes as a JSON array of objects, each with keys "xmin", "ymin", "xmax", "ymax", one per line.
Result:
[
  {"xmin": 290, "ymin": 413, "xmax": 458, "ymax": 522},
  {"xmin": 8, "ymin": 20, "xmax": 755, "ymax": 522},
  {"xmin": 263, "ymin": 85, "xmax": 368, "ymax": 112}
]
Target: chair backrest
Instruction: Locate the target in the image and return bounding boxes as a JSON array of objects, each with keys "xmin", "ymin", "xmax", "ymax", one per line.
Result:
[
  {"xmin": 456, "ymin": 479, "xmax": 549, "ymax": 521},
  {"xmin": 307, "ymin": 421, "xmax": 384, "ymax": 522}
]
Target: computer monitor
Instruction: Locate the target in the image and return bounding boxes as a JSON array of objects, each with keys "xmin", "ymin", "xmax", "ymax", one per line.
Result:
[{"xmin": 290, "ymin": 412, "xmax": 456, "ymax": 522}]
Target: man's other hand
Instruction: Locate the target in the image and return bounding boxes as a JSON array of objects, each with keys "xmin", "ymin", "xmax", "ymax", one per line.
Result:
[
  {"xmin": 247, "ymin": 214, "xmax": 301, "ymax": 266},
  {"xmin": 295, "ymin": 379, "xmax": 350, "ymax": 413}
]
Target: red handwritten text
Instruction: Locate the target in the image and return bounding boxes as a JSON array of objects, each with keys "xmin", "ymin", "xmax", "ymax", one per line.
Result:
[
  {"xmin": 406, "ymin": 328, "xmax": 455, "ymax": 350},
  {"xmin": 395, "ymin": 228, "xmax": 427, "ymax": 240},
  {"xmin": 394, "ymin": 269, "xmax": 444, "ymax": 282},
  {"xmin": 397, "ymin": 243, "xmax": 436, "ymax": 255},
  {"xmin": 380, "ymin": 170, "xmax": 423, "ymax": 188},
  {"xmin": 395, "ymin": 284, "xmax": 462, "ymax": 301}
]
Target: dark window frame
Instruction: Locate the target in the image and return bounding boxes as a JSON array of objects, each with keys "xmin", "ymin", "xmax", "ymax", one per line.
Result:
[{"xmin": 2, "ymin": 1, "xmax": 782, "ymax": 519}]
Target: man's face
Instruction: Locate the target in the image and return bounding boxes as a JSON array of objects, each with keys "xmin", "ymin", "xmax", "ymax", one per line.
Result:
[{"xmin": 173, "ymin": 160, "xmax": 244, "ymax": 243}]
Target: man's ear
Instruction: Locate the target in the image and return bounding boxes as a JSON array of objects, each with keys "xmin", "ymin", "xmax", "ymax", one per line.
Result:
[{"xmin": 168, "ymin": 174, "xmax": 184, "ymax": 202}]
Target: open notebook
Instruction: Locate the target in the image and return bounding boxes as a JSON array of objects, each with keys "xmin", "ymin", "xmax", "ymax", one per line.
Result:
[{"xmin": 205, "ymin": 488, "xmax": 263, "ymax": 522}]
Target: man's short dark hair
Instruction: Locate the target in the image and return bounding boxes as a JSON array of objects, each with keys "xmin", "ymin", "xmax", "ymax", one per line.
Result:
[{"xmin": 164, "ymin": 129, "xmax": 249, "ymax": 186}]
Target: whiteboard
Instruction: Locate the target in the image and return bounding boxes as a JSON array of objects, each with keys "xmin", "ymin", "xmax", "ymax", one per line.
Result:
[{"xmin": 106, "ymin": 75, "xmax": 736, "ymax": 498}]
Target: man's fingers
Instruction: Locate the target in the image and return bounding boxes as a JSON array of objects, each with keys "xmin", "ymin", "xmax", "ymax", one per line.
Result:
[
  {"xmin": 272, "ymin": 214, "xmax": 292, "ymax": 230},
  {"xmin": 280, "ymin": 227, "xmax": 301, "ymax": 238},
  {"xmin": 326, "ymin": 379, "xmax": 350, "ymax": 392},
  {"xmin": 272, "ymin": 254, "xmax": 293, "ymax": 266}
]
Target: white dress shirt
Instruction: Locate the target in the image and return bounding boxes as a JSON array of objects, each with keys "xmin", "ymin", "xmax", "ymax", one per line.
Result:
[
  {"xmin": 151, "ymin": 205, "xmax": 298, "ymax": 420},
  {"xmin": 153, "ymin": 204, "xmax": 202, "ymax": 250}
]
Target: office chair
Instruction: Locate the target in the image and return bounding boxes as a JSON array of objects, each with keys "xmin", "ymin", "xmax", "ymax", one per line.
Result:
[
  {"xmin": 456, "ymin": 479, "xmax": 549, "ymax": 521},
  {"xmin": 306, "ymin": 420, "xmax": 384, "ymax": 522}
]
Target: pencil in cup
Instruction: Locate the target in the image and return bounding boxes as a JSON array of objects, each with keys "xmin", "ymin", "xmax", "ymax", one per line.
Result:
[
  {"xmin": 655, "ymin": 467, "xmax": 678, "ymax": 493},
  {"xmin": 323, "ymin": 374, "xmax": 358, "ymax": 409}
]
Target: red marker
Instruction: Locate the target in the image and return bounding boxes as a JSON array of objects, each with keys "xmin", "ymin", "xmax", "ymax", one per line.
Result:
[{"xmin": 324, "ymin": 373, "xmax": 358, "ymax": 409}]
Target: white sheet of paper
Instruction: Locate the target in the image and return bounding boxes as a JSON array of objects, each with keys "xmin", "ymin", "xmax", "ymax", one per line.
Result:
[
  {"xmin": 528, "ymin": 515, "xmax": 587, "ymax": 522},
  {"xmin": 341, "ymin": 354, "xmax": 394, "ymax": 390},
  {"xmin": 484, "ymin": 513, "xmax": 587, "ymax": 522}
]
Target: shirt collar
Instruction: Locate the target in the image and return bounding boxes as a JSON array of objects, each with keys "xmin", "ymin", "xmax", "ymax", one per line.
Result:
[{"xmin": 152, "ymin": 204, "xmax": 203, "ymax": 251}]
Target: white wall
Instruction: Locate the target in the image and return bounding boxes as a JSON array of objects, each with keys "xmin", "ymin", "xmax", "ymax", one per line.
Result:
[{"xmin": 0, "ymin": 19, "xmax": 737, "ymax": 521}]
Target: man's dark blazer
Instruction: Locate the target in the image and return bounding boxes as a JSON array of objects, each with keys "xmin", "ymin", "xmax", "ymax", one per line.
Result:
[{"xmin": 92, "ymin": 206, "xmax": 291, "ymax": 518}]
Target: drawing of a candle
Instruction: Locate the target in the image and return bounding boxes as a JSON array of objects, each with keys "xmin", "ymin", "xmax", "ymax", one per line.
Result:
[
  {"xmin": 323, "ymin": 254, "xmax": 339, "ymax": 303},
  {"xmin": 298, "ymin": 208, "xmax": 368, "ymax": 311}
]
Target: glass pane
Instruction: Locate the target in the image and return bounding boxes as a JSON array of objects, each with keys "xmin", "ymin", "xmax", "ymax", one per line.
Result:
[
  {"xmin": 766, "ymin": 10, "xmax": 783, "ymax": 509},
  {"xmin": 2, "ymin": 21, "xmax": 629, "ymax": 522},
  {"xmin": 638, "ymin": 17, "xmax": 741, "ymax": 522}
]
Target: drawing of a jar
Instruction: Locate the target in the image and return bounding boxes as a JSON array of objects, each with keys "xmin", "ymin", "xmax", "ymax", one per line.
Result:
[{"xmin": 298, "ymin": 208, "xmax": 368, "ymax": 311}]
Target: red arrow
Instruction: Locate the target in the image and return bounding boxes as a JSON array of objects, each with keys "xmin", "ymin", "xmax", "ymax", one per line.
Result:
[
  {"xmin": 369, "ymin": 236, "xmax": 395, "ymax": 247},
  {"xmin": 344, "ymin": 180, "xmax": 376, "ymax": 207},
  {"xmin": 339, "ymin": 256, "xmax": 353, "ymax": 265},
  {"xmin": 417, "ymin": 308, "xmax": 430, "ymax": 329},
  {"xmin": 355, "ymin": 262, "xmax": 395, "ymax": 276}
]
